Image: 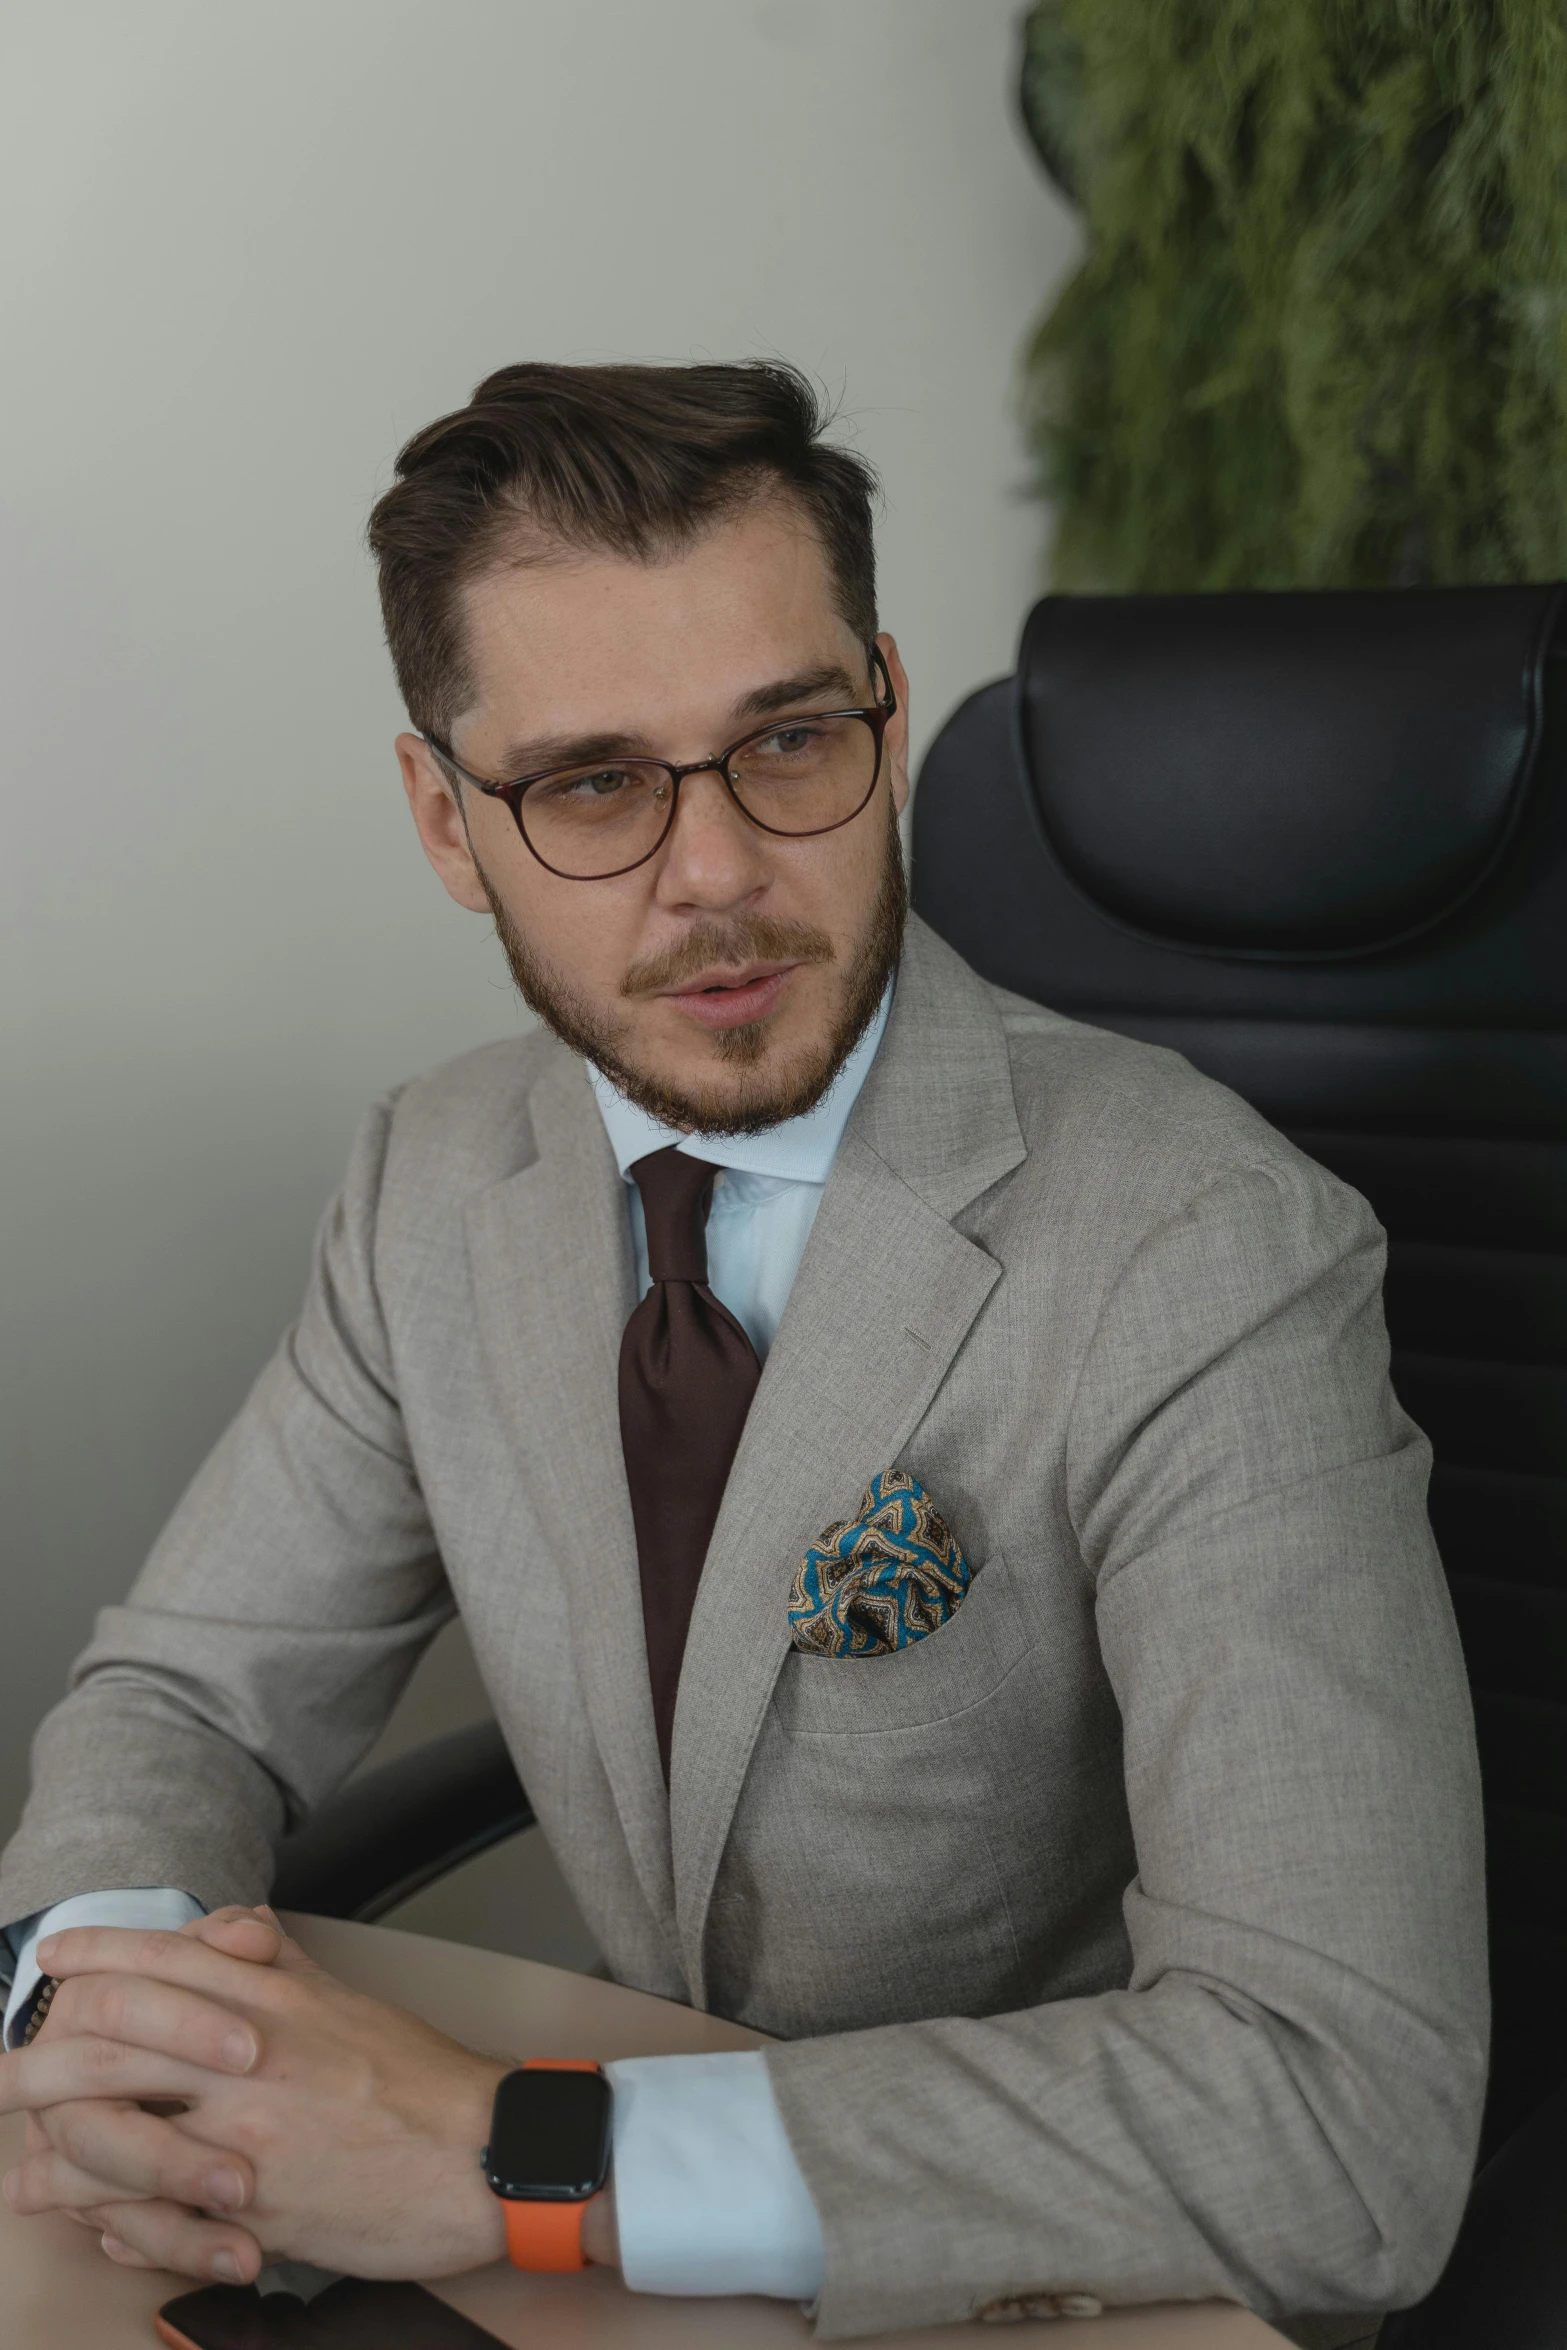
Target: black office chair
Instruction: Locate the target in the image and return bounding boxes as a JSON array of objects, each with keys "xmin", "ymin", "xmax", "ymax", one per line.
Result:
[
  {"xmin": 909, "ymin": 586, "xmax": 1567, "ymax": 2349},
  {"xmin": 275, "ymin": 583, "xmax": 1566, "ymax": 2341},
  {"xmin": 271, "ymin": 1717, "xmax": 533, "ymax": 1924},
  {"xmin": 1377, "ymin": 2077, "xmax": 1567, "ymax": 2349}
]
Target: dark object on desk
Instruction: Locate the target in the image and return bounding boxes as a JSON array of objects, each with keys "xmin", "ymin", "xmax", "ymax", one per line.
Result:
[{"xmin": 157, "ymin": 2277, "xmax": 507, "ymax": 2349}]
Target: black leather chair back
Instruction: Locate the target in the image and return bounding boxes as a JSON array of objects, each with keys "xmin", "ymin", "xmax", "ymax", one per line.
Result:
[{"xmin": 911, "ymin": 586, "xmax": 1567, "ymax": 2161}]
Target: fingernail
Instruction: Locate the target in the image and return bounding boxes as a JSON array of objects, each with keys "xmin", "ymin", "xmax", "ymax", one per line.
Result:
[
  {"xmin": 204, "ymin": 2167, "xmax": 246, "ymax": 2211},
  {"xmin": 220, "ymin": 2029, "xmax": 257, "ymax": 2072},
  {"xmin": 2, "ymin": 2170, "xmax": 18, "ymax": 2206},
  {"xmin": 211, "ymin": 2250, "xmax": 245, "ymax": 2284},
  {"xmin": 35, "ymin": 1937, "xmax": 58, "ymax": 1966}
]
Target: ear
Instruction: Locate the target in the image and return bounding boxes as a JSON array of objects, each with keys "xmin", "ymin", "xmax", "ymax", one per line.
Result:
[
  {"xmin": 396, "ymin": 733, "xmax": 493, "ymax": 914},
  {"xmin": 875, "ymin": 633, "xmax": 911, "ymax": 817}
]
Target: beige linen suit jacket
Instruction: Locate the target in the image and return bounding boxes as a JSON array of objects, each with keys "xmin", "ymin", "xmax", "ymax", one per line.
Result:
[{"xmin": 1, "ymin": 918, "xmax": 1486, "ymax": 2338}]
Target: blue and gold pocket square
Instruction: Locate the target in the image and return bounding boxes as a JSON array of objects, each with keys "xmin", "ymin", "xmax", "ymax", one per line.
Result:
[{"xmin": 788, "ymin": 1468, "xmax": 974, "ymax": 1658}]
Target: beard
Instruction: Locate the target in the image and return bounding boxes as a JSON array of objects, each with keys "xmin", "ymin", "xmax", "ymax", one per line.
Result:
[{"xmin": 477, "ymin": 798, "xmax": 907, "ymax": 1135}]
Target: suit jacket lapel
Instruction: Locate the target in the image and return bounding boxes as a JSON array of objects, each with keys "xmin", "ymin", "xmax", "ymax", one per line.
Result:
[
  {"xmin": 464, "ymin": 1049, "xmax": 676, "ymax": 1947},
  {"xmin": 669, "ymin": 919, "xmax": 1027, "ymax": 2002}
]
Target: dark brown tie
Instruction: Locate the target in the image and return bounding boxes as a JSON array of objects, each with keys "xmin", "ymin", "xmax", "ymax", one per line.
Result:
[{"xmin": 619, "ymin": 1147, "xmax": 762, "ymax": 1777}]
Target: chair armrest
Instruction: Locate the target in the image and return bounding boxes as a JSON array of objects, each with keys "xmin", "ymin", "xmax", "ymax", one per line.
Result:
[
  {"xmin": 270, "ymin": 1720, "xmax": 534, "ymax": 1922},
  {"xmin": 1378, "ymin": 2077, "xmax": 1567, "ymax": 2348}
]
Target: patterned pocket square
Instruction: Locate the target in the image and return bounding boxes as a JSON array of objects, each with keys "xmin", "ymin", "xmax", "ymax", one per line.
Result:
[{"xmin": 788, "ymin": 1468, "xmax": 974, "ymax": 1658}]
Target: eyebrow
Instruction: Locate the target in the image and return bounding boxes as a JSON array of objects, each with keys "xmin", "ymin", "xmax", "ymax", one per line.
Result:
[{"xmin": 478, "ymin": 663, "xmax": 866, "ymax": 782}]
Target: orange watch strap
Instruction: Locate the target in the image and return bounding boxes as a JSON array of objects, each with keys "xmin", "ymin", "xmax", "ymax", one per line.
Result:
[
  {"xmin": 502, "ymin": 2060, "xmax": 604, "ymax": 2274},
  {"xmin": 504, "ymin": 2192, "xmax": 596, "ymax": 2272}
]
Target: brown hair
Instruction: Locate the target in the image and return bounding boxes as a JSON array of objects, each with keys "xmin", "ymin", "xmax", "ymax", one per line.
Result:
[{"xmin": 367, "ymin": 360, "xmax": 880, "ymax": 739}]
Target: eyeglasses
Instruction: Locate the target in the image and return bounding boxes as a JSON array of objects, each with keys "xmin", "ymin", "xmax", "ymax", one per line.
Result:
[{"xmin": 424, "ymin": 646, "xmax": 896, "ymax": 881}]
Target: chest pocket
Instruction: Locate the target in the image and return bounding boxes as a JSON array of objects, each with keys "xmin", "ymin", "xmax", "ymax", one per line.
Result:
[{"xmin": 771, "ymin": 1549, "xmax": 1032, "ymax": 1738}]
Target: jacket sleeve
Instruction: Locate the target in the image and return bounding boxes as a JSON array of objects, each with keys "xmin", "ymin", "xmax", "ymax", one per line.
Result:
[
  {"xmin": 0, "ymin": 1092, "xmax": 453, "ymax": 1924},
  {"xmin": 762, "ymin": 1151, "xmax": 1488, "ymax": 2339}
]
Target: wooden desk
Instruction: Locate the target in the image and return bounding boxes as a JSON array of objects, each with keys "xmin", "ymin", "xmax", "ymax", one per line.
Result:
[{"xmin": 0, "ymin": 1913, "xmax": 1289, "ymax": 2348}]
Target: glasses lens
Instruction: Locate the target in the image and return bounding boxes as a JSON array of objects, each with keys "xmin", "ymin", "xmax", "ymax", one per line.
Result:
[
  {"xmin": 519, "ymin": 760, "xmax": 674, "ymax": 877},
  {"xmin": 727, "ymin": 714, "xmax": 879, "ymax": 835}
]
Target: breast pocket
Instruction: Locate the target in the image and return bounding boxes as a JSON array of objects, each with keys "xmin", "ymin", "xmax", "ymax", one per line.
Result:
[
  {"xmin": 771, "ymin": 1549, "xmax": 1032, "ymax": 1737},
  {"xmin": 717, "ymin": 1552, "xmax": 1042, "ymax": 2035}
]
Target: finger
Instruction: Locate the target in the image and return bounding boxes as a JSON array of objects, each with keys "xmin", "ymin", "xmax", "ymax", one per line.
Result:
[
  {"xmin": 7, "ymin": 2144, "xmax": 244, "ymax": 2223},
  {"xmin": 261, "ymin": 1929, "xmax": 316, "ymax": 1977},
  {"xmin": 196, "ymin": 1907, "xmax": 315, "ymax": 1979},
  {"xmin": 38, "ymin": 1923, "xmax": 318, "ymax": 2000},
  {"xmin": 26, "ymin": 2143, "xmax": 130, "ymax": 2227},
  {"xmin": 182, "ymin": 1910, "xmax": 285, "ymax": 1966},
  {"xmin": 10, "ymin": 2100, "xmax": 252, "ymax": 2214},
  {"xmin": 99, "ymin": 2231, "xmax": 160, "ymax": 2269},
  {"xmin": 179, "ymin": 1913, "xmax": 318, "ymax": 1983},
  {"xmin": 0, "ymin": 2034, "xmax": 213, "ymax": 2118},
  {"xmin": 45, "ymin": 1973, "xmax": 261, "ymax": 2076},
  {"xmin": 86, "ymin": 2198, "xmax": 262, "ymax": 2285}
]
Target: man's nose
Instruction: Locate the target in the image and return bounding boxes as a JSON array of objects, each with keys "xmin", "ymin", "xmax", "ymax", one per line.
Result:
[{"xmin": 654, "ymin": 765, "xmax": 770, "ymax": 907}]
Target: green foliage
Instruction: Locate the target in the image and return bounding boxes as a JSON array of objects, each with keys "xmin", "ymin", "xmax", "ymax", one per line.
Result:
[{"xmin": 1020, "ymin": 0, "xmax": 1567, "ymax": 590}]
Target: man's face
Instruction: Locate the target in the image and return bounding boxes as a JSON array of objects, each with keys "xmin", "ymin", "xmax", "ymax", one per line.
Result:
[{"xmin": 398, "ymin": 497, "xmax": 910, "ymax": 1133}]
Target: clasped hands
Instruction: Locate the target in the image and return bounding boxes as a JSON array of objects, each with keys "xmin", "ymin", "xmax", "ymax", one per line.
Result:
[{"xmin": 0, "ymin": 1909, "xmax": 618, "ymax": 2285}]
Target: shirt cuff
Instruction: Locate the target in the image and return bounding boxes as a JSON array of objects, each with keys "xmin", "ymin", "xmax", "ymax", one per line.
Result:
[
  {"xmin": 604, "ymin": 2048, "xmax": 825, "ymax": 2301},
  {"xmin": 3, "ymin": 1888, "xmax": 204, "ymax": 2047}
]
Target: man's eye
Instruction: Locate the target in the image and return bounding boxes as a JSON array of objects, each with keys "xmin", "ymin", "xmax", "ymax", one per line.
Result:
[
  {"xmin": 755, "ymin": 725, "xmax": 822, "ymax": 758},
  {"xmin": 545, "ymin": 767, "xmax": 635, "ymax": 800}
]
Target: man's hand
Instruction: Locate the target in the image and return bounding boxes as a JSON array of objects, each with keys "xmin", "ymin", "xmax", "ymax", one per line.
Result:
[
  {"xmin": 0, "ymin": 1911, "xmax": 515, "ymax": 2283},
  {"xmin": 10, "ymin": 1909, "xmax": 280, "ymax": 2281}
]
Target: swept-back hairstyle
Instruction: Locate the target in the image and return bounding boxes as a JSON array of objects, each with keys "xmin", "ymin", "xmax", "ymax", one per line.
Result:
[{"xmin": 367, "ymin": 360, "xmax": 880, "ymax": 739}]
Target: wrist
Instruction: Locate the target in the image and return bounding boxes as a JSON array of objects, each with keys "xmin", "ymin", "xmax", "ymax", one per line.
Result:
[
  {"xmin": 484, "ymin": 2060, "xmax": 615, "ymax": 2274},
  {"xmin": 581, "ymin": 2177, "xmax": 619, "ymax": 2270},
  {"xmin": 440, "ymin": 2053, "xmax": 512, "ymax": 2272}
]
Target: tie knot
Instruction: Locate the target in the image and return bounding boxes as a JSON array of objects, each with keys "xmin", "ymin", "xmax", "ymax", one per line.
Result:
[{"xmin": 630, "ymin": 1146, "xmax": 717, "ymax": 1284}]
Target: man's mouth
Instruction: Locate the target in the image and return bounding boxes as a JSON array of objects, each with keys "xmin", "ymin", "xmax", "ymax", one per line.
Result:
[{"xmin": 658, "ymin": 960, "xmax": 800, "ymax": 1031}]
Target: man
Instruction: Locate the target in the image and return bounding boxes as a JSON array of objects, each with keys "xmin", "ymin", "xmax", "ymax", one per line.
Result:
[{"xmin": 0, "ymin": 362, "xmax": 1485, "ymax": 2341}]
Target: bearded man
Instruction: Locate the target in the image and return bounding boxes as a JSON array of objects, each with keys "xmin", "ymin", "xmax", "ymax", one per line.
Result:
[{"xmin": 0, "ymin": 363, "xmax": 1485, "ymax": 2345}]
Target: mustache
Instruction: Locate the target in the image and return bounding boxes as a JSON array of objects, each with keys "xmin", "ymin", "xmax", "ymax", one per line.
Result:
[{"xmin": 621, "ymin": 916, "xmax": 834, "ymax": 999}]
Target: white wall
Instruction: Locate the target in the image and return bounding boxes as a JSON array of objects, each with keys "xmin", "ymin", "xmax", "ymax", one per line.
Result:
[{"xmin": 0, "ymin": 0, "xmax": 1079, "ymax": 1859}]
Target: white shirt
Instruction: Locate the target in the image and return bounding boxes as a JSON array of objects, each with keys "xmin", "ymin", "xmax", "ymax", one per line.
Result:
[
  {"xmin": 587, "ymin": 981, "xmax": 891, "ymax": 1359},
  {"xmin": 1, "ymin": 983, "xmax": 894, "ymax": 2301},
  {"xmin": 585, "ymin": 984, "xmax": 891, "ymax": 2296}
]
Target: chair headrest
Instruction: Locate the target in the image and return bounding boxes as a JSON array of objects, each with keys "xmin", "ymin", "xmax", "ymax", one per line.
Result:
[{"xmin": 1016, "ymin": 585, "xmax": 1564, "ymax": 960}]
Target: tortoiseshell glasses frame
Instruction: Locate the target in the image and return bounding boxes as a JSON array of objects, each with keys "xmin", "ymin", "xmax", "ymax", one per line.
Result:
[{"xmin": 423, "ymin": 645, "xmax": 896, "ymax": 881}]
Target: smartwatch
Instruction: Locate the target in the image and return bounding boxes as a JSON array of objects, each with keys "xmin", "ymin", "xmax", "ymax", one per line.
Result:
[{"xmin": 482, "ymin": 2059, "xmax": 612, "ymax": 2273}]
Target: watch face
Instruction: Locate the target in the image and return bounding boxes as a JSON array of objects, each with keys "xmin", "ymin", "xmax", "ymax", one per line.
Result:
[{"xmin": 485, "ymin": 2068, "xmax": 612, "ymax": 2202}]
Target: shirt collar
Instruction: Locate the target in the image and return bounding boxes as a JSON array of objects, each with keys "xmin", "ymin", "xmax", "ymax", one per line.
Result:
[{"xmin": 587, "ymin": 981, "xmax": 893, "ymax": 1186}]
